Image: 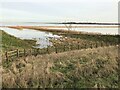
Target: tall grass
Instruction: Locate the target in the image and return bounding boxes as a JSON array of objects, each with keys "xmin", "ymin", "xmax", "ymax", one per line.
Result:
[{"xmin": 2, "ymin": 46, "xmax": 118, "ymax": 88}]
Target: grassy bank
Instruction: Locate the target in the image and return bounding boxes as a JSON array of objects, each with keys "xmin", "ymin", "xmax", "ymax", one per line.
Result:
[
  {"xmin": 48, "ymin": 33, "xmax": 119, "ymax": 54},
  {"xmin": 0, "ymin": 30, "xmax": 36, "ymax": 51},
  {"xmin": 59, "ymin": 33, "xmax": 119, "ymax": 45},
  {"xmin": 2, "ymin": 46, "xmax": 118, "ymax": 88}
]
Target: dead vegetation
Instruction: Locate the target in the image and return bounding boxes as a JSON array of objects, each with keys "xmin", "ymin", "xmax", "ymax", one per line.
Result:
[{"xmin": 2, "ymin": 45, "xmax": 118, "ymax": 88}]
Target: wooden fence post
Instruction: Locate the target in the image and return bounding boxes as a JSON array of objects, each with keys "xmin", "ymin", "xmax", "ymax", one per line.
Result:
[
  {"xmin": 37, "ymin": 48, "xmax": 39, "ymax": 55},
  {"xmin": 47, "ymin": 46, "xmax": 49, "ymax": 54},
  {"xmin": 16, "ymin": 49, "xmax": 19, "ymax": 57},
  {"xmin": 70, "ymin": 44, "xmax": 73, "ymax": 50},
  {"xmin": 85, "ymin": 44, "xmax": 87, "ymax": 49},
  {"xmin": 96, "ymin": 42, "xmax": 98, "ymax": 48},
  {"xmin": 5, "ymin": 51, "xmax": 8, "ymax": 60},
  {"xmin": 29, "ymin": 49, "xmax": 31, "ymax": 55},
  {"xmin": 90, "ymin": 43, "xmax": 92, "ymax": 49}
]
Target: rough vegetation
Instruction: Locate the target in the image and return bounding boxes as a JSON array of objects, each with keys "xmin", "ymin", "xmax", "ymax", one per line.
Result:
[
  {"xmin": 1, "ymin": 28, "xmax": 119, "ymax": 88},
  {"xmin": 58, "ymin": 33, "xmax": 119, "ymax": 45},
  {"xmin": 2, "ymin": 46, "xmax": 118, "ymax": 88}
]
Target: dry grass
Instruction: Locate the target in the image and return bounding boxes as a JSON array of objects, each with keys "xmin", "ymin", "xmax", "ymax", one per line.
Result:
[{"xmin": 2, "ymin": 46, "xmax": 118, "ymax": 88}]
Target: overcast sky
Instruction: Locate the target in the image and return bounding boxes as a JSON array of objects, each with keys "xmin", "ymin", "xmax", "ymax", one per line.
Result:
[{"xmin": 0, "ymin": 0, "xmax": 119, "ymax": 22}]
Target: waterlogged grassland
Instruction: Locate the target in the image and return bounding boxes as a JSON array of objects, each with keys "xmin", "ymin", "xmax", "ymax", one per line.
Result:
[
  {"xmin": 2, "ymin": 46, "xmax": 118, "ymax": 88},
  {"xmin": 56, "ymin": 33, "xmax": 119, "ymax": 45},
  {"xmin": 1, "ymin": 30, "xmax": 36, "ymax": 51},
  {"xmin": 8, "ymin": 26, "xmax": 119, "ymax": 45},
  {"xmin": 1, "ymin": 27, "xmax": 119, "ymax": 52}
]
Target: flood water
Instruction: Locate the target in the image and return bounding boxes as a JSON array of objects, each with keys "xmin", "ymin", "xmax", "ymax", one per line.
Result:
[
  {"xmin": 0, "ymin": 27, "xmax": 62, "ymax": 48},
  {"xmin": 50, "ymin": 27, "xmax": 119, "ymax": 35},
  {"xmin": 0, "ymin": 23, "xmax": 119, "ymax": 48},
  {"xmin": 1, "ymin": 22, "xmax": 119, "ymax": 35}
]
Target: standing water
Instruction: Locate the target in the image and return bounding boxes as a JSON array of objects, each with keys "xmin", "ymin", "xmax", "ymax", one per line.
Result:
[
  {"xmin": 0, "ymin": 23, "xmax": 119, "ymax": 48},
  {"xmin": 0, "ymin": 27, "xmax": 62, "ymax": 48}
]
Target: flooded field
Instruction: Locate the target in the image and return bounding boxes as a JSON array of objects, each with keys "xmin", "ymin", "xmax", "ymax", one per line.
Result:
[
  {"xmin": 0, "ymin": 27, "xmax": 62, "ymax": 48},
  {"xmin": 0, "ymin": 22, "xmax": 119, "ymax": 35},
  {"xmin": 0, "ymin": 23, "xmax": 119, "ymax": 48}
]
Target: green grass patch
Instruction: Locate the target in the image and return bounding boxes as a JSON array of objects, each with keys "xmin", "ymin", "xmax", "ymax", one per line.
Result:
[{"xmin": 1, "ymin": 30, "xmax": 36, "ymax": 51}]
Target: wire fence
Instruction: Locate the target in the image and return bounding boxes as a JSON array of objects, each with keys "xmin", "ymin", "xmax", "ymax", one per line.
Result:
[{"xmin": 2, "ymin": 41, "xmax": 118, "ymax": 61}]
